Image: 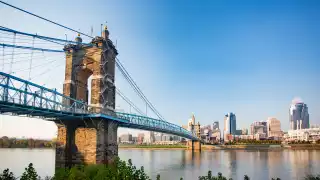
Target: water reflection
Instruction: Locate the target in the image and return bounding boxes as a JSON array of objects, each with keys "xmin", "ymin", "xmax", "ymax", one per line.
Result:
[
  {"xmin": 125, "ymin": 149, "xmax": 320, "ymax": 180},
  {"xmin": 0, "ymin": 149, "xmax": 319, "ymax": 180}
]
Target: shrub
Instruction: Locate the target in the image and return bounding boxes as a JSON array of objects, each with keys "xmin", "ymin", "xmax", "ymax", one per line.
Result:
[{"xmin": 1, "ymin": 160, "xmax": 320, "ymax": 180}]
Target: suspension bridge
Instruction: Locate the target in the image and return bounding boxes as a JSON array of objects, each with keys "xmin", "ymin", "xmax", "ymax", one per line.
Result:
[{"xmin": 0, "ymin": 1, "xmax": 201, "ymax": 168}]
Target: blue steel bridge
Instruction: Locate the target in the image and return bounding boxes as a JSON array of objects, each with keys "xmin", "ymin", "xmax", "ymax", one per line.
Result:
[
  {"xmin": 0, "ymin": 2, "xmax": 199, "ymax": 142},
  {"xmin": 0, "ymin": 71, "xmax": 197, "ymax": 140}
]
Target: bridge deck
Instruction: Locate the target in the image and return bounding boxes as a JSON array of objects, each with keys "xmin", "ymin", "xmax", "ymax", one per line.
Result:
[{"xmin": 0, "ymin": 72, "xmax": 198, "ymax": 140}]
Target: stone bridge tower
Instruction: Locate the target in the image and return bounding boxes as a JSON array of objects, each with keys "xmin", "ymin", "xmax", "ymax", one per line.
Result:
[{"xmin": 55, "ymin": 26, "xmax": 119, "ymax": 168}]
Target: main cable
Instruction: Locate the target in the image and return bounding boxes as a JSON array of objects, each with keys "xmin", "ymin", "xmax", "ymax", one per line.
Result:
[
  {"xmin": 116, "ymin": 87, "xmax": 145, "ymax": 116},
  {"xmin": 0, "ymin": 1, "xmax": 93, "ymax": 38},
  {"xmin": 115, "ymin": 58, "xmax": 165, "ymax": 120}
]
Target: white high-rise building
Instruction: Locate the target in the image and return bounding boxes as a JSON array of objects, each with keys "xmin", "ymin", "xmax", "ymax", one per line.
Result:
[{"xmin": 143, "ymin": 131, "xmax": 155, "ymax": 144}]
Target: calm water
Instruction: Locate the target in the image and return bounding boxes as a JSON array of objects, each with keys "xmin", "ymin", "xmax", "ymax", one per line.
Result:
[{"xmin": 0, "ymin": 148, "xmax": 319, "ymax": 180}]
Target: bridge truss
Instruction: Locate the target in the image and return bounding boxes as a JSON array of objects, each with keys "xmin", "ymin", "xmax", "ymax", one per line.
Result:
[
  {"xmin": 0, "ymin": 72, "xmax": 198, "ymax": 140},
  {"xmin": 0, "ymin": 1, "xmax": 199, "ymax": 141}
]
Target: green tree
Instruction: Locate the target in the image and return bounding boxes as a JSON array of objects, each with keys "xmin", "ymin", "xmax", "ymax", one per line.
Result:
[
  {"xmin": 20, "ymin": 163, "xmax": 39, "ymax": 180},
  {"xmin": 0, "ymin": 169, "xmax": 15, "ymax": 180},
  {"xmin": 1, "ymin": 136, "xmax": 10, "ymax": 148}
]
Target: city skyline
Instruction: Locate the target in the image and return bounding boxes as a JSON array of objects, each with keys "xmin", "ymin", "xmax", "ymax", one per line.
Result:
[{"xmin": 0, "ymin": 0, "xmax": 320, "ymax": 139}]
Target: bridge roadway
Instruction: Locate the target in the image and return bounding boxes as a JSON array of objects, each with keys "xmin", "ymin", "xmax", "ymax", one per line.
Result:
[{"xmin": 0, "ymin": 71, "xmax": 198, "ymax": 140}]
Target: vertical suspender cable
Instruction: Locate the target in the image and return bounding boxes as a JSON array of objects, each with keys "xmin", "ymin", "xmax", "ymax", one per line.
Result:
[
  {"xmin": 0, "ymin": 35, "xmax": 3, "ymax": 71},
  {"xmin": 9, "ymin": 33, "xmax": 16, "ymax": 74},
  {"xmin": 1, "ymin": 45, "xmax": 4, "ymax": 71},
  {"xmin": 28, "ymin": 37, "xmax": 35, "ymax": 80}
]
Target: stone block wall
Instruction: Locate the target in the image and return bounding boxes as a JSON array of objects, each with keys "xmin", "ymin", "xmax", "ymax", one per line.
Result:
[
  {"xmin": 55, "ymin": 120, "xmax": 118, "ymax": 168},
  {"xmin": 187, "ymin": 140, "xmax": 201, "ymax": 151}
]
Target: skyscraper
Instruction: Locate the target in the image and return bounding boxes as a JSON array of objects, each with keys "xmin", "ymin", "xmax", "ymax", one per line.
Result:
[
  {"xmin": 289, "ymin": 98, "xmax": 309, "ymax": 130},
  {"xmin": 224, "ymin": 113, "xmax": 236, "ymax": 136},
  {"xmin": 143, "ymin": 131, "xmax": 155, "ymax": 144},
  {"xmin": 267, "ymin": 117, "xmax": 282, "ymax": 138},
  {"xmin": 250, "ymin": 121, "xmax": 267, "ymax": 135},
  {"xmin": 212, "ymin": 121, "xmax": 219, "ymax": 130}
]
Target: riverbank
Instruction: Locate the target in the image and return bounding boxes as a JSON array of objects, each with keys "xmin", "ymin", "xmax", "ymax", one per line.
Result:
[
  {"xmin": 285, "ymin": 144, "xmax": 320, "ymax": 150},
  {"xmin": 119, "ymin": 144, "xmax": 320, "ymax": 150},
  {"xmin": 119, "ymin": 144, "xmax": 186, "ymax": 150},
  {"xmin": 202, "ymin": 144, "xmax": 320, "ymax": 150}
]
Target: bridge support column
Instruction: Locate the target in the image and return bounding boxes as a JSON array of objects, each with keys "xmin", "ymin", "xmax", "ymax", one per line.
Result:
[
  {"xmin": 95, "ymin": 120, "xmax": 118, "ymax": 164},
  {"xmin": 55, "ymin": 120, "xmax": 118, "ymax": 169},
  {"xmin": 55, "ymin": 123, "xmax": 77, "ymax": 168},
  {"xmin": 187, "ymin": 140, "xmax": 201, "ymax": 151}
]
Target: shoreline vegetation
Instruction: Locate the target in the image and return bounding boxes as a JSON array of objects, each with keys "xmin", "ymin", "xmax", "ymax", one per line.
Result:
[
  {"xmin": 1, "ymin": 136, "xmax": 320, "ymax": 150},
  {"xmin": 1, "ymin": 159, "xmax": 319, "ymax": 180},
  {"xmin": 118, "ymin": 144, "xmax": 320, "ymax": 150},
  {"xmin": 119, "ymin": 144, "xmax": 186, "ymax": 149},
  {"xmin": 0, "ymin": 136, "xmax": 55, "ymax": 149}
]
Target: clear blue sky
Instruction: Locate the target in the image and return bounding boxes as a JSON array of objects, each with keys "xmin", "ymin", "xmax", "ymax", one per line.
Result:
[{"xmin": 0, "ymin": 0, "xmax": 319, "ymax": 138}]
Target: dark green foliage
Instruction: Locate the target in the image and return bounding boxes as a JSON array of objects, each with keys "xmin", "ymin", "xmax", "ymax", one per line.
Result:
[
  {"xmin": 198, "ymin": 172, "xmax": 228, "ymax": 180},
  {"xmin": 305, "ymin": 174, "xmax": 320, "ymax": 180},
  {"xmin": 224, "ymin": 139, "xmax": 282, "ymax": 145},
  {"xmin": 0, "ymin": 169, "xmax": 15, "ymax": 180},
  {"xmin": 1, "ymin": 160, "xmax": 320, "ymax": 180},
  {"xmin": 20, "ymin": 163, "xmax": 39, "ymax": 180},
  {"xmin": 288, "ymin": 140, "xmax": 312, "ymax": 144}
]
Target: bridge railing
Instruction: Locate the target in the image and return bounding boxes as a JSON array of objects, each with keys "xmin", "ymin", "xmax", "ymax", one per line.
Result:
[
  {"xmin": 0, "ymin": 72, "xmax": 197, "ymax": 140},
  {"xmin": 0, "ymin": 72, "xmax": 89, "ymax": 114},
  {"xmin": 115, "ymin": 112, "xmax": 196, "ymax": 139}
]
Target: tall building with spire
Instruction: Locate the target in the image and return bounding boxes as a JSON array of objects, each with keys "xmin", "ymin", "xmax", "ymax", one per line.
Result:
[
  {"xmin": 289, "ymin": 98, "xmax": 309, "ymax": 130},
  {"xmin": 187, "ymin": 113, "xmax": 200, "ymax": 138}
]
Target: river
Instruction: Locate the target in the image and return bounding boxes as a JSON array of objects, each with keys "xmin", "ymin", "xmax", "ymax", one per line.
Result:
[{"xmin": 0, "ymin": 148, "xmax": 319, "ymax": 180}]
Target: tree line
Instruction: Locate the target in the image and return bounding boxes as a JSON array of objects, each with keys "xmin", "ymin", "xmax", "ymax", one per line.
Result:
[
  {"xmin": 0, "ymin": 136, "xmax": 55, "ymax": 148},
  {"xmin": 224, "ymin": 139, "xmax": 282, "ymax": 145},
  {"xmin": 1, "ymin": 159, "xmax": 319, "ymax": 180}
]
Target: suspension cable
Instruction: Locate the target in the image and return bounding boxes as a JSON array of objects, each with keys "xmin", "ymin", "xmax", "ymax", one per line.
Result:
[
  {"xmin": 28, "ymin": 37, "xmax": 35, "ymax": 79},
  {"xmin": 1, "ymin": 45, "xmax": 4, "ymax": 71},
  {"xmin": 9, "ymin": 33, "xmax": 16, "ymax": 74},
  {"xmin": 0, "ymin": 26, "xmax": 92, "ymax": 46},
  {"xmin": 0, "ymin": 1, "xmax": 93, "ymax": 38},
  {"xmin": 116, "ymin": 87, "xmax": 145, "ymax": 115},
  {"xmin": 115, "ymin": 58, "xmax": 165, "ymax": 120}
]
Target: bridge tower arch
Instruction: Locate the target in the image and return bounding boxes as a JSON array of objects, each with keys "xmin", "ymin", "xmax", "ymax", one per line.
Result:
[{"xmin": 55, "ymin": 26, "xmax": 119, "ymax": 168}]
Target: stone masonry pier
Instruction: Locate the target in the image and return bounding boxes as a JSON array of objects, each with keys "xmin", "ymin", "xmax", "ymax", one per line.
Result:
[{"xmin": 55, "ymin": 26, "xmax": 118, "ymax": 168}]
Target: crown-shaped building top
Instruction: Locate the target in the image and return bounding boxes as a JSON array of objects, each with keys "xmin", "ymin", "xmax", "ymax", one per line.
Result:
[{"xmin": 75, "ymin": 33, "xmax": 82, "ymax": 43}]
